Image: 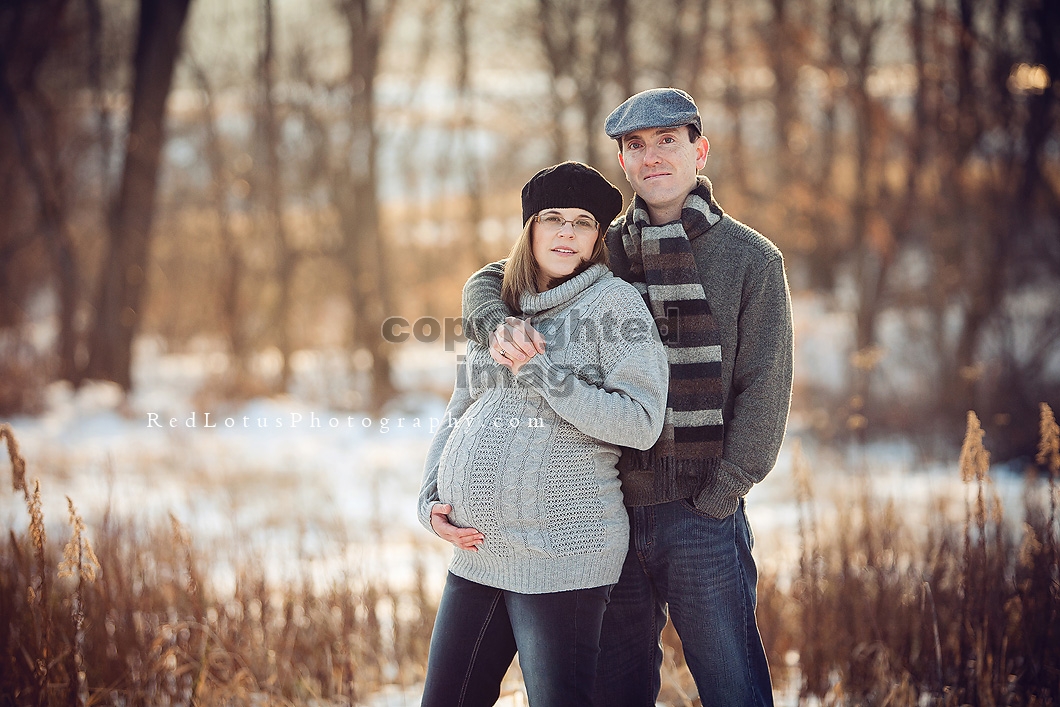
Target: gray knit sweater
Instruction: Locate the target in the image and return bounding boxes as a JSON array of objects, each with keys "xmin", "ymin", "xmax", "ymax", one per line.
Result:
[
  {"xmin": 463, "ymin": 210, "xmax": 793, "ymax": 519},
  {"xmin": 419, "ymin": 264, "xmax": 669, "ymax": 594}
]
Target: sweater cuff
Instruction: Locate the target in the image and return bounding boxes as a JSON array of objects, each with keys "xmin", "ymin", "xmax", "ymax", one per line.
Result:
[
  {"xmin": 466, "ymin": 302, "xmax": 510, "ymax": 347},
  {"xmin": 420, "ymin": 501, "xmax": 444, "ymax": 538},
  {"xmin": 693, "ymin": 458, "xmax": 755, "ymax": 519}
]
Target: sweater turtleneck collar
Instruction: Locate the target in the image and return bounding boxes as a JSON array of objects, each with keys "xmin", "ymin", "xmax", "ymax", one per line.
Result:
[{"xmin": 519, "ymin": 263, "xmax": 610, "ymax": 316}]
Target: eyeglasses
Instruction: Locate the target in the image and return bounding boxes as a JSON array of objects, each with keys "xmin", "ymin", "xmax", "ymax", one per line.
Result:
[{"xmin": 534, "ymin": 212, "xmax": 599, "ymax": 236}]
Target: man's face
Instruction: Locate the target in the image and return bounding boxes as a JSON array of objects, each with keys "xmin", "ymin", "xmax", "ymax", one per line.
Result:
[{"xmin": 617, "ymin": 126, "xmax": 709, "ymax": 216}]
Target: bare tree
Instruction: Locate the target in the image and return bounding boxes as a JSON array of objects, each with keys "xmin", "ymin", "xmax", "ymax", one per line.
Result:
[
  {"xmin": 802, "ymin": 0, "xmax": 844, "ymax": 292},
  {"xmin": 188, "ymin": 57, "xmax": 247, "ymax": 371},
  {"xmin": 0, "ymin": 0, "xmax": 85, "ymax": 385},
  {"xmin": 256, "ymin": 0, "xmax": 296, "ymax": 391},
  {"xmin": 843, "ymin": 3, "xmax": 887, "ymax": 360},
  {"xmin": 609, "ymin": 0, "xmax": 635, "ymax": 99},
  {"xmin": 85, "ymin": 0, "xmax": 113, "ymax": 204},
  {"xmin": 655, "ymin": 0, "xmax": 712, "ymax": 94},
  {"xmin": 1020, "ymin": 0, "xmax": 1060, "ymax": 207},
  {"xmin": 721, "ymin": 0, "xmax": 749, "ymax": 193},
  {"xmin": 333, "ymin": 0, "xmax": 399, "ymax": 413},
  {"xmin": 767, "ymin": 0, "xmax": 800, "ymax": 182},
  {"xmin": 452, "ymin": 0, "xmax": 489, "ymax": 266},
  {"xmin": 945, "ymin": 0, "xmax": 1059, "ymax": 435},
  {"xmin": 87, "ymin": 0, "xmax": 193, "ymax": 390},
  {"xmin": 535, "ymin": 0, "xmax": 618, "ymax": 168}
]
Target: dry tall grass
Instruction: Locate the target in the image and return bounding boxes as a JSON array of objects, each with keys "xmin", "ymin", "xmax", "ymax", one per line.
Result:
[
  {"xmin": 2, "ymin": 407, "xmax": 1058, "ymax": 706},
  {"xmin": 1, "ymin": 424, "xmax": 435, "ymax": 705},
  {"xmin": 627, "ymin": 407, "xmax": 1058, "ymax": 706},
  {"xmin": 758, "ymin": 405, "xmax": 1060, "ymax": 705}
]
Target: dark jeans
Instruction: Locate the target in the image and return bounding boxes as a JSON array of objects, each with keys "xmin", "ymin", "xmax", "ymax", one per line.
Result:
[
  {"xmin": 594, "ymin": 499, "xmax": 774, "ymax": 707},
  {"xmin": 421, "ymin": 572, "xmax": 612, "ymax": 707}
]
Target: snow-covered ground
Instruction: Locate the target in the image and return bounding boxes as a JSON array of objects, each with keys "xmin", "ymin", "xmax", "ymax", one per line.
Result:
[
  {"xmin": 1, "ymin": 294, "xmax": 1048, "ymax": 706},
  {"xmin": 2, "ymin": 329, "xmax": 1039, "ymax": 589},
  {"xmin": 1, "ymin": 341, "xmax": 465, "ymax": 594}
]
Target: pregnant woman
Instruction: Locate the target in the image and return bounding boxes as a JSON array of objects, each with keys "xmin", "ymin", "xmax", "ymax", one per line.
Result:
[{"xmin": 418, "ymin": 161, "xmax": 669, "ymax": 706}]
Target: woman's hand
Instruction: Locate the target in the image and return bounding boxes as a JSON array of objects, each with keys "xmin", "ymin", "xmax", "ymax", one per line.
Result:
[
  {"xmin": 489, "ymin": 317, "xmax": 545, "ymax": 375},
  {"xmin": 430, "ymin": 503, "xmax": 485, "ymax": 552}
]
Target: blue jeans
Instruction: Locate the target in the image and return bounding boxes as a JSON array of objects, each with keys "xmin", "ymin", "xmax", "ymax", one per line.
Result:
[
  {"xmin": 422, "ymin": 572, "xmax": 612, "ymax": 707},
  {"xmin": 593, "ymin": 499, "xmax": 773, "ymax": 707}
]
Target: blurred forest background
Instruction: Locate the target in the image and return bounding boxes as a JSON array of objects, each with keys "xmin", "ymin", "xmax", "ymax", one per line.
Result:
[
  {"xmin": 2, "ymin": 1, "xmax": 1060, "ymax": 704},
  {"xmin": 1, "ymin": 0, "xmax": 1059, "ymax": 457}
]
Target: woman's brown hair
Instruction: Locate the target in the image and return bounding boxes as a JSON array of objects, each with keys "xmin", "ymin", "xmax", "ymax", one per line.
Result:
[{"xmin": 500, "ymin": 215, "xmax": 609, "ymax": 313}]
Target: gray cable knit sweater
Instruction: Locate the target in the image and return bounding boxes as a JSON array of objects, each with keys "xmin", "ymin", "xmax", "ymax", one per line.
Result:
[
  {"xmin": 463, "ymin": 210, "xmax": 793, "ymax": 519},
  {"xmin": 419, "ymin": 264, "xmax": 669, "ymax": 594}
]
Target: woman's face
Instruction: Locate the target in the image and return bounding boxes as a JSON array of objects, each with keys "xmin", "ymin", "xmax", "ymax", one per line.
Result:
[{"xmin": 531, "ymin": 207, "xmax": 600, "ymax": 290}]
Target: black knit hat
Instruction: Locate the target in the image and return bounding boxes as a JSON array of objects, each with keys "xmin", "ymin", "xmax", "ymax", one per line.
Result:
[{"xmin": 521, "ymin": 161, "xmax": 624, "ymax": 228}]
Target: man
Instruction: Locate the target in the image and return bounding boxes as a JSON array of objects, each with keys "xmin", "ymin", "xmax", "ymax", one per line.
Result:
[{"xmin": 461, "ymin": 87, "xmax": 793, "ymax": 706}]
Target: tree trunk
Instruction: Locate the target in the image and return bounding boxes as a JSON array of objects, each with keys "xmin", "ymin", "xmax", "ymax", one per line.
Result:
[
  {"xmin": 87, "ymin": 0, "xmax": 193, "ymax": 389},
  {"xmin": 1020, "ymin": 0, "xmax": 1059, "ymax": 201},
  {"xmin": 337, "ymin": 0, "xmax": 397, "ymax": 414},
  {"xmin": 953, "ymin": 0, "xmax": 978, "ymax": 167},
  {"xmin": 577, "ymin": 18, "xmax": 606, "ymax": 171},
  {"xmin": 722, "ymin": 0, "xmax": 747, "ymax": 193},
  {"xmin": 338, "ymin": 85, "xmax": 396, "ymax": 412},
  {"xmin": 660, "ymin": 0, "xmax": 689, "ymax": 86},
  {"xmin": 258, "ymin": 0, "xmax": 294, "ymax": 391},
  {"xmin": 805, "ymin": 0, "xmax": 841, "ymax": 291},
  {"xmin": 847, "ymin": 13, "xmax": 884, "ymax": 404},
  {"xmin": 609, "ymin": 0, "xmax": 634, "ymax": 99},
  {"xmin": 189, "ymin": 61, "xmax": 246, "ymax": 370},
  {"xmin": 654, "ymin": 0, "xmax": 709, "ymax": 95},
  {"xmin": 454, "ymin": 0, "xmax": 488, "ymax": 266},
  {"xmin": 768, "ymin": 0, "xmax": 797, "ymax": 181},
  {"xmin": 683, "ymin": 0, "xmax": 710, "ymax": 95},
  {"xmin": 85, "ymin": 0, "xmax": 113, "ymax": 203},
  {"xmin": 537, "ymin": 0, "xmax": 571, "ymax": 165},
  {"xmin": 0, "ymin": 0, "xmax": 81, "ymax": 384}
]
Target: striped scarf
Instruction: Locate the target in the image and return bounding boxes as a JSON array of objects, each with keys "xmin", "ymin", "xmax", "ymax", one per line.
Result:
[{"xmin": 618, "ymin": 176, "xmax": 725, "ymax": 471}]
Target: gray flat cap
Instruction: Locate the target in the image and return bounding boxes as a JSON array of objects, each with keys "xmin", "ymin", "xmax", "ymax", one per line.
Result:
[{"xmin": 604, "ymin": 87, "xmax": 702, "ymax": 139}]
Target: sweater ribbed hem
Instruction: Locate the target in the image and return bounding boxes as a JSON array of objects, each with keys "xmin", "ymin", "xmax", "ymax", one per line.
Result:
[
  {"xmin": 449, "ymin": 545, "xmax": 627, "ymax": 594},
  {"xmin": 619, "ymin": 455, "xmax": 753, "ymax": 519},
  {"xmin": 618, "ymin": 452, "xmax": 717, "ymax": 503}
]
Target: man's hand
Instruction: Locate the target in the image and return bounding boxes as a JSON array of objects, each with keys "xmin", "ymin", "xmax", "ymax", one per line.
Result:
[
  {"xmin": 430, "ymin": 503, "xmax": 484, "ymax": 552},
  {"xmin": 489, "ymin": 316, "xmax": 546, "ymax": 375}
]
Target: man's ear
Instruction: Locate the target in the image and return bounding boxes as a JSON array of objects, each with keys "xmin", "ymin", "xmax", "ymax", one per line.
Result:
[
  {"xmin": 696, "ymin": 135, "xmax": 710, "ymax": 170},
  {"xmin": 618, "ymin": 149, "xmax": 633, "ymax": 186}
]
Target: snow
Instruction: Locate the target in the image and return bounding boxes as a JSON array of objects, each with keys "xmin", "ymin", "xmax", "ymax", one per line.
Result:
[
  {"xmin": 1, "ymin": 296, "xmax": 1048, "ymax": 705},
  {"xmin": 3, "ymin": 296, "xmax": 1042, "ymax": 585},
  {"xmin": 1, "ymin": 341, "xmax": 462, "ymax": 595},
  {"xmin": 3, "ymin": 333, "xmax": 1039, "ymax": 589}
]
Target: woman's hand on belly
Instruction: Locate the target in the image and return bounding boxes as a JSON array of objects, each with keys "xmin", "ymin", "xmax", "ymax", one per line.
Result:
[{"xmin": 430, "ymin": 503, "xmax": 485, "ymax": 552}]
